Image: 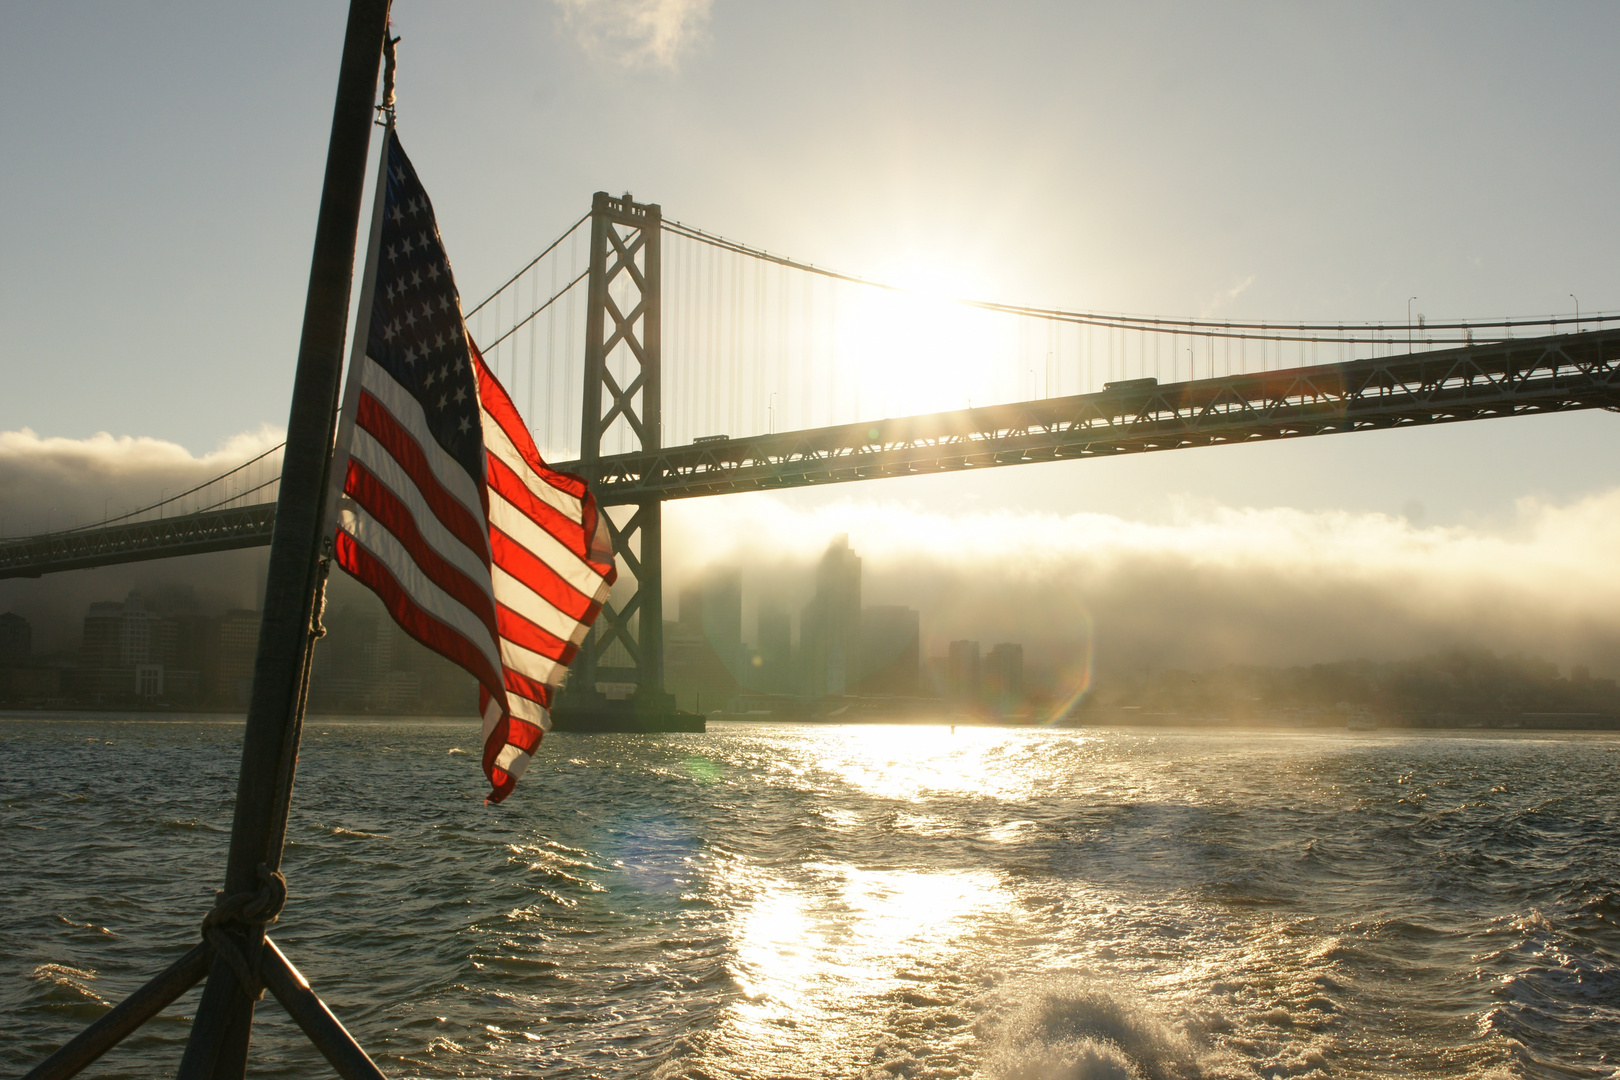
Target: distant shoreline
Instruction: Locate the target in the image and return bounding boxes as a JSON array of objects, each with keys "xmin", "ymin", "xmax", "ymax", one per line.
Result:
[{"xmin": 6, "ymin": 707, "xmax": 1619, "ymax": 733}]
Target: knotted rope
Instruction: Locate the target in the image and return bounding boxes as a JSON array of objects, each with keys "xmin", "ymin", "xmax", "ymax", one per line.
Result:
[{"xmin": 199, "ymin": 864, "xmax": 286, "ymax": 1000}]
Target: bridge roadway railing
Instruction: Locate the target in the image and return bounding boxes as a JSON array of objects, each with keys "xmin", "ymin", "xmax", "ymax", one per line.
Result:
[
  {"xmin": 4, "ymin": 326, "xmax": 1618, "ymax": 577},
  {"xmin": 0, "ymin": 503, "xmax": 279, "ymax": 580},
  {"xmin": 584, "ymin": 326, "xmax": 1620, "ymax": 503}
]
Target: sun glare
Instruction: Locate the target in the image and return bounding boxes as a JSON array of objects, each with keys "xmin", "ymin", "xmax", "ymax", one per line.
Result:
[{"xmin": 832, "ymin": 258, "xmax": 1011, "ymax": 419}]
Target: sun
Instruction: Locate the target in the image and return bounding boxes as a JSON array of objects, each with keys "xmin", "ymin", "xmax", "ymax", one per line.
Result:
[{"xmin": 831, "ymin": 257, "xmax": 1011, "ymax": 420}]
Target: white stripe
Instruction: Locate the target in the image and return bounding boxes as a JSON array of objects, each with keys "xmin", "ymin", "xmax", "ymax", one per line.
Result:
[
  {"xmin": 499, "ymin": 636, "xmax": 566, "ymax": 688},
  {"xmin": 359, "ymin": 356, "xmax": 484, "ymax": 521},
  {"xmin": 491, "ymin": 564, "xmax": 593, "ymax": 647},
  {"xmin": 338, "ymin": 503, "xmax": 503, "ymax": 678},
  {"xmin": 505, "ymin": 692, "xmax": 551, "ymax": 732},
  {"xmin": 481, "ymin": 408, "xmax": 583, "ymax": 524},
  {"xmin": 349, "ymin": 427, "xmax": 491, "ymax": 585},
  {"xmin": 482, "ymin": 694, "xmax": 504, "ymax": 743},
  {"xmin": 494, "ymin": 743, "xmax": 533, "ymax": 778},
  {"xmin": 487, "ymin": 489, "xmax": 609, "ymax": 602}
]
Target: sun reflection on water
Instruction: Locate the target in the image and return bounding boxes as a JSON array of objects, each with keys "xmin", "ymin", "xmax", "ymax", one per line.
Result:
[
  {"xmin": 803, "ymin": 724, "xmax": 1065, "ymax": 802},
  {"xmin": 719, "ymin": 859, "xmax": 1004, "ymax": 1066}
]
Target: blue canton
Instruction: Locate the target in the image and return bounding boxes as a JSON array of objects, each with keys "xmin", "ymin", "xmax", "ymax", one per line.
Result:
[{"xmin": 366, "ymin": 130, "xmax": 484, "ymax": 482}]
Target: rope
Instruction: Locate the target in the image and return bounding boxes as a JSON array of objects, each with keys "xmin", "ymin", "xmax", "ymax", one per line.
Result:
[{"xmin": 199, "ymin": 864, "xmax": 287, "ymax": 1001}]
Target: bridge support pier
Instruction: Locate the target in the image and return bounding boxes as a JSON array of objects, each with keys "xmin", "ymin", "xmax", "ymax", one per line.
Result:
[{"xmin": 567, "ymin": 191, "xmax": 671, "ymax": 718}]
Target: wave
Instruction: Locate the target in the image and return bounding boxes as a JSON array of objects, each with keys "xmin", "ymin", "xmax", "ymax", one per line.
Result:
[{"xmin": 983, "ymin": 978, "xmax": 1210, "ymax": 1080}]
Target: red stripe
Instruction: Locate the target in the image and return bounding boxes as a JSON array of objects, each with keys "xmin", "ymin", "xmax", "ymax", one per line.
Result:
[
  {"xmin": 354, "ymin": 391, "xmax": 489, "ymax": 563},
  {"xmin": 489, "ymin": 526, "xmax": 599, "ymax": 623},
  {"xmin": 482, "ymin": 711, "xmax": 516, "ymax": 804},
  {"xmin": 497, "ymin": 604, "xmax": 580, "ymax": 667},
  {"xmin": 485, "ymin": 453, "xmax": 594, "ymax": 565},
  {"xmin": 334, "ymin": 531, "xmax": 504, "ymax": 698},
  {"xmin": 343, "ymin": 460, "xmax": 500, "ymax": 642},
  {"xmin": 582, "ymin": 499, "xmax": 615, "ymax": 580},
  {"xmin": 472, "ymin": 342, "xmax": 589, "ymax": 501},
  {"xmin": 505, "ymin": 715, "xmax": 544, "ymax": 753},
  {"xmin": 504, "ymin": 667, "xmax": 555, "ymax": 710}
]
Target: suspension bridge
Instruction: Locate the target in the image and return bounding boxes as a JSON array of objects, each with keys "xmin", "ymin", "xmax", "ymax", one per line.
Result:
[{"xmin": 5, "ymin": 191, "xmax": 1619, "ymax": 699}]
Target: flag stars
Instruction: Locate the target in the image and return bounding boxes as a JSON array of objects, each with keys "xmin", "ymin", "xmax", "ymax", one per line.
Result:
[
  {"xmin": 401, "ymin": 236, "xmax": 415, "ymax": 256},
  {"xmin": 454, "ymin": 386, "xmax": 467, "ymax": 404},
  {"xmin": 411, "ymin": 270, "xmax": 422, "ymax": 288},
  {"xmin": 458, "ymin": 415, "xmax": 472, "ymax": 434},
  {"xmin": 391, "ymin": 204, "xmax": 404, "ymax": 224}
]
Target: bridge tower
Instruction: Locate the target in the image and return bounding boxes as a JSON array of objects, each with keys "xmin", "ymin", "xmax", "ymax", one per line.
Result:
[{"xmin": 569, "ymin": 191, "xmax": 669, "ymax": 712}]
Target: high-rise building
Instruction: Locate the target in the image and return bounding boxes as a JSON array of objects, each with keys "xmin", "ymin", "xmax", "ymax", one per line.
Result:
[
  {"xmin": 800, "ymin": 535, "xmax": 861, "ymax": 697},
  {"xmin": 0, "ymin": 612, "xmax": 31, "ymax": 666},
  {"xmin": 755, "ymin": 599, "xmax": 792, "ymax": 693},
  {"xmin": 856, "ymin": 605, "xmax": 920, "ymax": 694},
  {"xmin": 946, "ymin": 640, "xmax": 981, "ymax": 704},
  {"xmin": 217, "ymin": 609, "xmax": 261, "ymax": 706},
  {"xmin": 666, "ymin": 566, "xmax": 747, "ymax": 712},
  {"xmin": 984, "ymin": 642, "xmax": 1024, "ymax": 710},
  {"xmin": 73, "ymin": 591, "xmax": 196, "ymax": 704},
  {"xmin": 679, "ymin": 567, "xmax": 743, "ymax": 665}
]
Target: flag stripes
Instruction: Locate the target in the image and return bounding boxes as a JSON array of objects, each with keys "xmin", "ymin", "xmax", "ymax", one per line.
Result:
[{"xmin": 328, "ymin": 127, "xmax": 614, "ymax": 803}]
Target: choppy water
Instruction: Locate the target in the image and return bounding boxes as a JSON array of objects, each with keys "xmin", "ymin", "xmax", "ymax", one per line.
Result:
[{"xmin": 2, "ymin": 716, "xmax": 1618, "ymax": 1079}]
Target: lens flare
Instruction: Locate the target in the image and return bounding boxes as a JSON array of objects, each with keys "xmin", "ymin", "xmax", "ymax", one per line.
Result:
[{"xmin": 1043, "ymin": 608, "xmax": 1095, "ymax": 724}]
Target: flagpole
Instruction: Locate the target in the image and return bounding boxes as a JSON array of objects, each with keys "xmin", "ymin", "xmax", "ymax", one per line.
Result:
[
  {"xmin": 177, "ymin": 2, "xmax": 390, "ymax": 1078},
  {"xmin": 322, "ymin": 116, "xmax": 393, "ymax": 550}
]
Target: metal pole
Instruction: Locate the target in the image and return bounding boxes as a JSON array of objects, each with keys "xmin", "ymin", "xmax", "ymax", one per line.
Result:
[
  {"xmin": 259, "ymin": 938, "xmax": 389, "ymax": 1080},
  {"xmin": 24, "ymin": 945, "xmax": 212, "ymax": 1080},
  {"xmin": 177, "ymin": 2, "xmax": 389, "ymax": 1077}
]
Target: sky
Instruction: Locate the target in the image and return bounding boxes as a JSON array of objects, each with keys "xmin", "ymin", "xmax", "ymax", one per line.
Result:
[{"xmin": 4, "ymin": 1, "xmax": 1620, "ymax": 676}]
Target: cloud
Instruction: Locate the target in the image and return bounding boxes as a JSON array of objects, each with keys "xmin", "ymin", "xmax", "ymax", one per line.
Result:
[
  {"xmin": 554, "ymin": 0, "xmax": 712, "ymax": 68},
  {"xmin": 6, "ymin": 425, "xmax": 1620, "ymax": 681},
  {"xmin": 662, "ymin": 488, "xmax": 1620, "ymax": 678},
  {"xmin": 1199, "ymin": 274, "xmax": 1255, "ymax": 318},
  {"xmin": 0, "ymin": 426, "xmax": 284, "ymax": 535}
]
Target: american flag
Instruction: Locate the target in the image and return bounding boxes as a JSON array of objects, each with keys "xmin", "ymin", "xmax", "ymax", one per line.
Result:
[{"xmin": 328, "ymin": 128, "xmax": 616, "ymax": 803}]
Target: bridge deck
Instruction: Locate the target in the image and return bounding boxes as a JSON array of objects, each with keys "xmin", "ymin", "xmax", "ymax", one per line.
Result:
[{"xmin": 4, "ymin": 327, "xmax": 1616, "ymax": 578}]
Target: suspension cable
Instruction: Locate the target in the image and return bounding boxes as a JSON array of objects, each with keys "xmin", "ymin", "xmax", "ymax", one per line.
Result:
[
  {"xmin": 462, "ymin": 212, "xmax": 589, "ymax": 319},
  {"xmin": 664, "ymin": 218, "xmax": 1612, "ymax": 343},
  {"xmin": 477, "ymin": 269, "xmax": 589, "ymax": 353}
]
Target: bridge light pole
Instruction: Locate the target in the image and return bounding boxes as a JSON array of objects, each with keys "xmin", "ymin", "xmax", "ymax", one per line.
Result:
[
  {"xmin": 1571, "ymin": 294, "xmax": 1579, "ymax": 333},
  {"xmin": 1408, "ymin": 296, "xmax": 1418, "ymax": 351}
]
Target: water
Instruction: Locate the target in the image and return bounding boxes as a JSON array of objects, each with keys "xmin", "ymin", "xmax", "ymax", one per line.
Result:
[{"xmin": 2, "ymin": 716, "xmax": 1618, "ymax": 1079}]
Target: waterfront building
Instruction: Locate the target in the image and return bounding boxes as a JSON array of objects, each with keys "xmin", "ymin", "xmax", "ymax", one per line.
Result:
[
  {"xmin": 985, "ymin": 642, "xmax": 1025, "ymax": 711},
  {"xmin": 755, "ymin": 599, "xmax": 793, "ymax": 693},
  {"xmin": 946, "ymin": 640, "xmax": 982, "ymax": 704},
  {"xmin": 0, "ymin": 611, "xmax": 30, "ymax": 665}
]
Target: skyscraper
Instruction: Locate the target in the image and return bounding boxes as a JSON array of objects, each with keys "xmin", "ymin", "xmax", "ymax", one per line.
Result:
[{"xmin": 800, "ymin": 535, "xmax": 861, "ymax": 697}]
